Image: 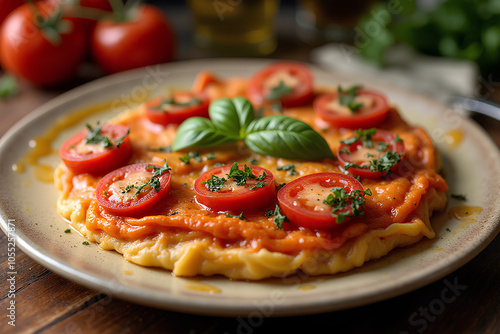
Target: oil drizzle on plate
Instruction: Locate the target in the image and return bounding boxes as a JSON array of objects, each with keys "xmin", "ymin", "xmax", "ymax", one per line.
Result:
[
  {"xmin": 298, "ymin": 285, "xmax": 316, "ymax": 291},
  {"xmin": 448, "ymin": 205, "xmax": 483, "ymax": 227},
  {"xmin": 184, "ymin": 281, "xmax": 221, "ymax": 294},
  {"xmin": 444, "ymin": 129, "xmax": 463, "ymax": 149},
  {"xmin": 13, "ymin": 101, "xmax": 115, "ymax": 182}
]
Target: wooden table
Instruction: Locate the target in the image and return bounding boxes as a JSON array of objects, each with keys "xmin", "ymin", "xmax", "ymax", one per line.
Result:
[{"xmin": 1, "ymin": 5, "xmax": 500, "ymax": 334}]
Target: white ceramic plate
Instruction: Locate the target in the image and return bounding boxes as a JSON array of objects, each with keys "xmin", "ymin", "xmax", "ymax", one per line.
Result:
[{"xmin": 1, "ymin": 59, "xmax": 499, "ymax": 317}]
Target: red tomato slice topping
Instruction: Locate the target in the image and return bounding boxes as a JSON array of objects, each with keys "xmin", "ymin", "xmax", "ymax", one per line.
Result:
[
  {"xmin": 314, "ymin": 88, "xmax": 389, "ymax": 129},
  {"xmin": 59, "ymin": 123, "xmax": 132, "ymax": 175},
  {"xmin": 247, "ymin": 61, "xmax": 314, "ymax": 109},
  {"xmin": 145, "ymin": 92, "xmax": 210, "ymax": 126},
  {"xmin": 338, "ymin": 128, "xmax": 405, "ymax": 179},
  {"xmin": 194, "ymin": 163, "xmax": 276, "ymax": 213},
  {"xmin": 95, "ymin": 162, "xmax": 171, "ymax": 217},
  {"xmin": 278, "ymin": 173, "xmax": 368, "ymax": 230}
]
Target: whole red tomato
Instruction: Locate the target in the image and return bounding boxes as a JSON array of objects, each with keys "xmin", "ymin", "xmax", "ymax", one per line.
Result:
[
  {"xmin": 0, "ymin": 0, "xmax": 24, "ymax": 26},
  {"xmin": 0, "ymin": 3, "xmax": 86, "ymax": 87},
  {"xmin": 91, "ymin": 4, "xmax": 175, "ymax": 74}
]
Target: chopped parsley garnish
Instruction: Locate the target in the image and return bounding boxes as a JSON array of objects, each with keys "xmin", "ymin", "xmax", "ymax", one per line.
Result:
[
  {"xmin": 250, "ymin": 159, "xmax": 258, "ymax": 165},
  {"xmin": 376, "ymin": 142, "xmax": 388, "ymax": 152},
  {"xmin": 64, "ymin": 229, "xmax": 71, "ymax": 233},
  {"xmin": 446, "ymin": 228, "xmax": 451, "ymax": 232},
  {"xmin": 341, "ymin": 128, "xmax": 377, "ymax": 147},
  {"xmin": 203, "ymin": 174, "xmax": 226, "ymax": 192},
  {"xmin": 277, "ymin": 164, "xmax": 297, "ymax": 176},
  {"xmin": 249, "ymin": 182, "xmax": 266, "ymax": 190},
  {"xmin": 85, "ymin": 122, "xmax": 113, "ymax": 148},
  {"xmin": 203, "ymin": 162, "xmax": 267, "ymax": 192},
  {"xmin": 115, "ymin": 131, "xmax": 130, "ymax": 148},
  {"xmin": 344, "ymin": 151, "xmax": 403, "ymax": 173},
  {"xmin": 265, "ymin": 204, "xmax": 288, "ymax": 230},
  {"xmin": 85, "ymin": 122, "xmax": 129, "ymax": 148},
  {"xmin": 152, "ymin": 97, "xmax": 201, "ymax": 111},
  {"xmin": 179, "ymin": 151, "xmax": 202, "ymax": 164},
  {"xmin": 214, "ymin": 162, "xmax": 225, "ymax": 167},
  {"xmin": 337, "ymin": 85, "xmax": 363, "ymax": 112},
  {"xmin": 182, "ymin": 183, "xmax": 187, "ymax": 187},
  {"xmin": 103, "ymin": 190, "xmax": 109, "ymax": 198},
  {"xmin": 225, "ymin": 212, "xmax": 245, "ymax": 220},
  {"xmin": 148, "ymin": 145, "xmax": 172, "ymax": 153},
  {"xmin": 227, "ymin": 162, "xmax": 266, "ymax": 185},
  {"xmin": 451, "ymin": 194, "xmax": 467, "ymax": 201},
  {"xmin": 206, "ymin": 153, "xmax": 216, "ymax": 160},
  {"xmin": 82, "ymin": 241, "xmax": 90, "ymax": 245},
  {"xmin": 266, "ymin": 80, "xmax": 292, "ymax": 101},
  {"xmin": 323, "ymin": 187, "xmax": 372, "ymax": 224},
  {"xmin": 341, "ymin": 128, "xmax": 404, "ymax": 174},
  {"xmin": 339, "ymin": 148, "xmax": 351, "ymax": 154},
  {"xmin": 368, "ymin": 151, "xmax": 403, "ymax": 173},
  {"xmin": 394, "ymin": 134, "xmax": 403, "ymax": 143},
  {"xmin": 122, "ymin": 160, "xmax": 172, "ymax": 196}
]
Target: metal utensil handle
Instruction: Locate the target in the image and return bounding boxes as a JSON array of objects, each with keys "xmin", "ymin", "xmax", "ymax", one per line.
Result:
[{"xmin": 449, "ymin": 96, "xmax": 500, "ymax": 122}]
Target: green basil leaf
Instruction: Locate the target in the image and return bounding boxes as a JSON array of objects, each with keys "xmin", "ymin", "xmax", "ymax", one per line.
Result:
[
  {"xmin": 208, "ymin": 97, "xmax": 255, "ymax": 138},
  {"xmin": 172, "ymin": 117, "xmax": 238, "ymax": 151},
  {"xmin": 245, "ymin": 115, "xmax": 335, "ymax": 161}
]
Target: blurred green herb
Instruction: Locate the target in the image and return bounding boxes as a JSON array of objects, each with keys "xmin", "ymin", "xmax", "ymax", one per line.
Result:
[
  {"xmin": 0, "ymin": 75, "xmax": 18, "ymax": 99},
  {"xmin": 358, "ymin": 0, "xmax": 500, "ymax": 74}
]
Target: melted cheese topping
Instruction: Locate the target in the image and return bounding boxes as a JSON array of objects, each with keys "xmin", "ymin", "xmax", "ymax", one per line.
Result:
[
  {"xmin": 295, "ymin": 183, "xmax": 331, "ymax": 212},
  {"xmin": 72, "ymin": 141, "xmax": 107, "ymax": 155},
  {"xmin": 327, "ymin": 95, "xmax": 374, "ymax": 116},
  {"xmin": 107, "ymin": 171, "xmax": 152, "ymax": 203},
  {"xmin": 219, "ymin": 179, "xmax": 250, "ymax": 192},
  {"xmin": 264, "ymin": 71, "xmax": 299, "ymax": 91},
  {"xmin": 346, "ymin": 144, "xmax": 384, "ymax": 164},
  {"xmin": 55, "ymin": 71, "xmax": 449, "ymax": 280},
  {"xmin": 159, "ymin": 94, "xmax": 197, "ymax": 113}
]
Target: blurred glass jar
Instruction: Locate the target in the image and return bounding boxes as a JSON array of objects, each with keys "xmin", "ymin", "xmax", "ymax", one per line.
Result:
[
  {"xmin": 296, "ymin": 0, "xmax": 376, "ymax": 44},
  {"xmin": 188, "ymin": 0, "xmax": 279, "ymax": 57}
]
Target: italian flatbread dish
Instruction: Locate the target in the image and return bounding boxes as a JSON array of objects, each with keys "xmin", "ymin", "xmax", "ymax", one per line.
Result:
[{"xmin": 55, "ymin": 61, "xmax": 448, "ymax": 280}]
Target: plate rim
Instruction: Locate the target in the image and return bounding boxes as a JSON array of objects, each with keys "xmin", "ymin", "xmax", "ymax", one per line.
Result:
[{"xmin": 1, "ymin": 58, "xmax": 499, "ymax": 317}]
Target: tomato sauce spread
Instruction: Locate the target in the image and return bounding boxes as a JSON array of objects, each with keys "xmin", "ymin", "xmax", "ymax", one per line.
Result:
[{"xmin": 61, "ymin": 71, "xmax": 448, "ymax": 257}]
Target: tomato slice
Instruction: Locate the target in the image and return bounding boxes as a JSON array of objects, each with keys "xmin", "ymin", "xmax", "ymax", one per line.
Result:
[
  {"xmin": 95, "ymin": 163, "xmax": 171, "ymax": 217},
  {"xmin": 278, "ymin": 173, "xmax": 367, "ymax": 230},
  {"xmin": 247, "ymin": 61, "xmax": 314, "ymax": 109},
  {"xmin": 314, "ymin": 88, "xmax": 389, "ymax": 129},
  {"xmin": 145, "ymin": 92, "xmax": 210, "ymax": 126},
  {"xmin": 59, "ymin": 123, "xmax": 132, "ymax": 175},
  {"xmin": 194, "ymin": 164, "xmax": 276, "ymax": 213},
  {"xmin": 192, "ymin": 71, "xmax": 219, "ymax": 93},
  {"xmin": 338, "ymin": 129, "xmax": 405, "ymax": 178}
]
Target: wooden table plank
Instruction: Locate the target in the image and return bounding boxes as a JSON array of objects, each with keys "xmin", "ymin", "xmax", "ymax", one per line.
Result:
[{"xmin": 0, "ymin": 233, "xmax": 103, "ymax": 334}]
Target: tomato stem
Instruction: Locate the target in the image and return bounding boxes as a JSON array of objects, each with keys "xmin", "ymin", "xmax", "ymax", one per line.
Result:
[
  {"xmin": 25, "ymin": 0, "xmax": 66, "ymax": 46},
  {"xmin": 61, "ymin": 4, "xmax": 110, "ymax": 21},
  {"xmin": 108, "ymin": 0, "xmax": 127, "ymax": 22}
]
